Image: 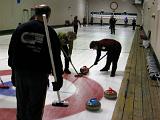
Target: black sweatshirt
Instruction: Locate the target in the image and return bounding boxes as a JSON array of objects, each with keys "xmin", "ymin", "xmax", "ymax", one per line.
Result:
[
  {"xmin": 95, "ymin": 39, "xmax": 121, "ymax": 63},
  {"xmin": 8, "ymin": 20, "xmax": 63, "ymax": 77}
]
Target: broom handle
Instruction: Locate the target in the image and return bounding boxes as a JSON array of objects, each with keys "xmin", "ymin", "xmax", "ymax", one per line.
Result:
[
  {"xmin": 89, "ymin": 53, "xmax": 107, "ymax": 69},
  {"xmin": 42, "ymin": 14, "xmax": 61, "ymax": 102},
  {"xmin": 98, "ymin": 53, "xmax": 107, "ymax": 62},
  {"xmin": 61, "ymin": 48, "xmax": 79, "ymax": 75}
]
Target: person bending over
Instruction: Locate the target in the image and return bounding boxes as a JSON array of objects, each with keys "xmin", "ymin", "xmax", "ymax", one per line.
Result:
[
  {"xmin": 58, "ymin": 31, "xmax": 76, "ymax": 74},
  {"xmin": 90, "ymin": 39, "xmax": 121, "ymax": 77},
  {"xmin": 109, "ymin": 16, "xmax": 117, "ymax": 34}
]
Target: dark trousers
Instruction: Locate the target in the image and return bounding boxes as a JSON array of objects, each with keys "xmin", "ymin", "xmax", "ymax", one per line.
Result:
[
  {"xmin": 133, "ymin": 25, "xmax": 135, "ymax": 30},
  {"xmin": 15, "ymin": 70, "xmax": 49, "ymax": 120},
  {"xmin": 74, "ymin": 25, "xmax": 78, "ymax": 34},
  {"xmin": 110, "ymin": 26, "xmax": 115, "ymax": 34},
  {"xmin": 62, "ymin": 45, "xmax": 70, "ymax": 70},
  {"xmin": 104, "ymin": 50, "xmax": 121, "ymax": 74}
]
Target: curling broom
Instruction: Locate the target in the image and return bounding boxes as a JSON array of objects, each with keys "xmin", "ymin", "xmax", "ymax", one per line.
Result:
[
  {"xmin": 42, "ymin": 14, "xmax": 68, "ymax": 107},
  {"xmin": 61, "ymin": 48, "xmax": 83, "ymax": 77}
]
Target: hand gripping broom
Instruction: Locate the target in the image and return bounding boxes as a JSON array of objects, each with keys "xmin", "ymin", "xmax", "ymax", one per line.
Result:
[
  {"xmin": 42, "ymin": 14, "xmax": 68, "ymax": 107},
  {"xmin": 80, "ymin": 53, "xmax": 107, "ymax": 75}
]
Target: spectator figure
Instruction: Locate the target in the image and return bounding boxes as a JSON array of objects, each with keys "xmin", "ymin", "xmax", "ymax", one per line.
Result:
[
  {"xmin": 90, "ymin": 16, "xmax": 93, "ymax": 25},
  {"xmin": 124, "ymin": 17, "xmax": 128, "ymax": 27},
  {"xmin": 109, "ymin": 15, "xmax": 117, "ymax": 34},
  {"xmin": 72, "ymin": 16, "xmax": 81, "ymax": 34},
  {"xmin": 8, "ymin": 4, "xmax": 63, "ymax": 120},
  {"xmin": 100, "ymin": 16, "xmax": 103, "ymax": 26},
  {"xmin": 132, "ymin": 18, "xmax": 136, "ymax": 30},
  {"xmin": 82, "ymin": 17, "xmax": 87, "ymax": 27},
  {"xmin": 90, "ymin": 39, "xmax": 121, "ymax": 77}
]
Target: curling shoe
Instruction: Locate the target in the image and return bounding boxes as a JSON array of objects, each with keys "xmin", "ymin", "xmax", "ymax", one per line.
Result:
[
  {"xmin": 110, "ymin": 73, "xmax": 115, "ymax": 77},
  {"xmin": 100, "ymin": 67, "xmax": 108, "ymax": 71}
]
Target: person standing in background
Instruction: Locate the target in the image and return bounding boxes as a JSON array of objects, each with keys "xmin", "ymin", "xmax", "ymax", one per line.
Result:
[
  {"xmin": 82, "ymin": 17, "xmax": 87, "ymax": 27},
  {"xmin": 72, "ymin": 16, "xmax": 81, "ymax": 34},
  {"xmin": 132, "ymin": 18, "xmax": 136, "ymax": 30},
  {"xmin": 100, "ymin": 16, "xmax": 103, "ymax": 26},
  {"xmin": 109, "ymin": 15, "xmax": 117, "ymax": 34},
  {"xmin": 90, "ymin": 16, "xmax": 93, "ymax": 25},
  {"xmin": 124, "ymin": 17, "xmax": 128, "ymax": 27}
]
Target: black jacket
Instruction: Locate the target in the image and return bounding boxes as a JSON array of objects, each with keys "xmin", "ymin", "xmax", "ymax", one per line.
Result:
[
  {"xmin": 95, "ymin": 39, "xmax": 121, "ymax": 62},
  {"xmin": 8, "ymin": 20, "xmax": 63, "ymax": 77}
]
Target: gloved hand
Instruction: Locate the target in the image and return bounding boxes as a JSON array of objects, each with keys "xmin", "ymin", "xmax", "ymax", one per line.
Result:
[{"xmin": 52, "ymin": 81, "xmax": 63, "ymax": 91}]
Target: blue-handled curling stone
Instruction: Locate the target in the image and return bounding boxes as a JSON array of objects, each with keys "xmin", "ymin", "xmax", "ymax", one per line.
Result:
[{"xmin": 86, "ymin": 98, "xmax": 101, "ymax": 111}]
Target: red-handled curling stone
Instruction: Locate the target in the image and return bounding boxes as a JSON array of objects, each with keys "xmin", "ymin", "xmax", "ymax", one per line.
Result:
[
  {"xmin": 0, "ymin": 84, "xmax": 9, "ymax": 89},
  {"xmin": 86, "ymin": 98, "xmax": 101, "ymax": 111},
  {"xmin": 80, "ymin": 66, "xmax": 89, "ymax": 75},
  {"xmin": 104, "ymin": 87, "xmax": 117, "ymax": 100}
]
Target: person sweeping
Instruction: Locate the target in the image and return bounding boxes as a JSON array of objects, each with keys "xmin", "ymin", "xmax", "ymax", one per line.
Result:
[
  {"xmin": 57, "ymin": 31, "xmax": 76, "ymax": 74},
  {"xmin": 90, "ymin": 39, "xmax": 122, "ymax": 77}
]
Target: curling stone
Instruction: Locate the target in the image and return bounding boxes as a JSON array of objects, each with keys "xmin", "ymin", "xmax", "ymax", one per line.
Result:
[
  {"xmin": 86, "ymin": 98, "xmax": 101, "ymax": 111},
  {"xmin": 80, "ymin": 66, "xmax": 89, "ymax": 75},
  {"xmin": 104, "ymin": 87, "xmax": 117, "ymax": 100}
]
